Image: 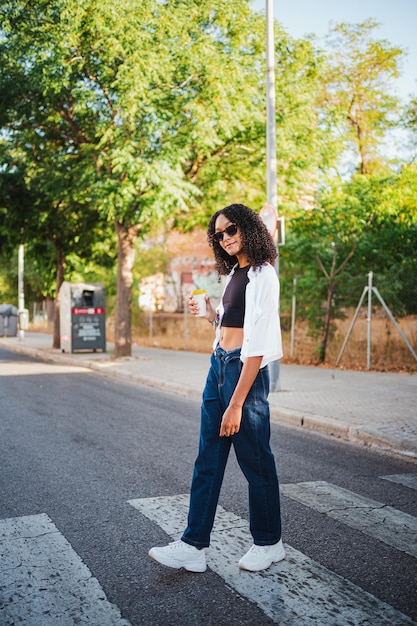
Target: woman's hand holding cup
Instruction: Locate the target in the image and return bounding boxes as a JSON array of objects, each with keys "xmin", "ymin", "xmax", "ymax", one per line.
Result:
[{"xmin": 189, "ymin": 289, "xmax": 214, "ymax": 321}]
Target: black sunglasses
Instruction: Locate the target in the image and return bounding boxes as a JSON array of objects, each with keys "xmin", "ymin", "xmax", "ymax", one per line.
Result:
[{"xmin": 213, "ymin": 223, "xmax": 238, "ymax": 243}]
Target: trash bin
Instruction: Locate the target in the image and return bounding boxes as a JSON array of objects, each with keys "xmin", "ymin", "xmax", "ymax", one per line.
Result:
[
  {"xmin": 0, "ymin": 304, "xmax": 18, "ymax": 337},
  {"xmin": 59, "ymin": 282, "xmax": 106, "ymax": 353}
]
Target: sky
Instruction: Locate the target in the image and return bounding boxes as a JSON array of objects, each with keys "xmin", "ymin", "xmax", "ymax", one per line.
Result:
[{"xmin": 251, "ymin": 0, "xmax": 417, "ymax": 101}]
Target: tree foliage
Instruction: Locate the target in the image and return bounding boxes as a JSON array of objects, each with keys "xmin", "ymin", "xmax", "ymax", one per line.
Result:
[
  {"xmin": 281, "ymin": 167, "xmax": 417, "ymax": 361},
  {"xmin": 321, "ymin": 20, "xmax": 403, "ymax": 176},
  {"xmin": 1, "ymin": 0, "xmax": 265, "ymax": 351},
  {"xmin": 277, "ymin": 20, "xmax": 414, "ymax": 362}
]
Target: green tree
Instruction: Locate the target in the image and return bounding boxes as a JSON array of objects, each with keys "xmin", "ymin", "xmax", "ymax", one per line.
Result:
[
  {"xmin": 353, "ymin": 165, "xmax": 417, "ymax": 315},
  {"xmin": 277, "ymin": 20, "xmax": 410, "ymax": 363},
  {"xmin": 282, "ymin": 176, "xmax": 377, "ymax": 362},
  {"xmin": 322, "ymin": 20, "xmax": 403, "ymax": 176},
  {"xmin": 281, "ymin": 165, "xmax": 417, "ymax": 363},
  {"xmin": 1, "ymin": 0, "xmax": 267, "ymax": 354},
  {"xmin": 0, "ymin": 133, "xmax": 108, "ymax": 346}
]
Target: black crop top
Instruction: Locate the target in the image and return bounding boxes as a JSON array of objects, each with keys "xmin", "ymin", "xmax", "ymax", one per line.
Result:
[{"xmin": 221, "ymin": 265, "xmax": 250, "ymax": 328}]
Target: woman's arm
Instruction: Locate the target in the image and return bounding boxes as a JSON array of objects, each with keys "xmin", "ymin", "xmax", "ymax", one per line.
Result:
[{"xmin": 219, "ymin": 355, "xmax": 263, "ymax": 437}]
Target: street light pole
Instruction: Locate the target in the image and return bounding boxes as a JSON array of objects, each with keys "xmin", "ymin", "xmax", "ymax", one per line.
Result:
[
  {"xmin": 266, "ymin": 0, "xmax": 278, "ymax": 220},
  {"xmin": 266, "ymin": 0, "xmax": 280, "ymax": 391}
]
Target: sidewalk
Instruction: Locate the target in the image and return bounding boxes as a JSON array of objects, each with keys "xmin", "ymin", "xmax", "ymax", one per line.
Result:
[{"xmin": 1, "ymin": 332, "xmax": 416, "ymax": 460}]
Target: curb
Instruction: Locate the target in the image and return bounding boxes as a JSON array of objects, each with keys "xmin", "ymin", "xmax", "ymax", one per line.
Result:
[{"xmin": 1, "ymin": 339, "xmax": 416, "ymax": 461}]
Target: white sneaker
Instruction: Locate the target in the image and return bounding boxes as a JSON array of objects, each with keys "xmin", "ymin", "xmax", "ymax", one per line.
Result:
[
  {"xmin": 238, "ymin": 539, "xmax": 286, "ymax": 572},
  {"xmin": 148, "ymin": 540, "xmax": 207, "ymax": 573}
]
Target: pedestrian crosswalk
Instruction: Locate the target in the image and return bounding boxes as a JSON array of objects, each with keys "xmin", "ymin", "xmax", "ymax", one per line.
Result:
[
  {"xmin": 1, "ymin": 475, "xmax": 416, "ymax": 625},
  {"xmin": 129, "ymin": 479, "xmax": 417, "ymax": 626}
]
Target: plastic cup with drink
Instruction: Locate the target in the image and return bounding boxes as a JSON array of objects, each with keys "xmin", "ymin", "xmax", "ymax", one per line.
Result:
[{"xmin": 191, "ymin": 289, "xmax": 207, "ymax": 317}]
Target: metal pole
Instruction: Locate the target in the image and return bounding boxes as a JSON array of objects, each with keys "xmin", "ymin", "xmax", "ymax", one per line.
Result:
[
  {"xmin": 266, "ymin": 0, "xmax": 277, "ymax": 214},
  {"xmin": 367, "ymin": 271, "xmax": 373, "ymax": 370},
  {"xmin": 184, "ymin": 302, "xmax": 188, "ymax": 351},
  {"xmin": 266, "ymin": 0, "xmax": 280, "ymax": 391},
  {"xmin": 372, "ymin": 287, "xmax": 417, "ymax": 362},
  {"xmin": 18, "ymin": 244, "xmax": 25, "ymax": 340},
  {"xmin": 149, "ymin": 308, "xmax": 153, "ymax": 343},
  {"xmin": 290, "ymin": 276, "xmax": 297, "ymax": 358}
]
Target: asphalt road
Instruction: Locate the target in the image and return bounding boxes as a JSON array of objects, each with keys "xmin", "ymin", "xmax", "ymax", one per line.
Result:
[{"xmin": 1, "ymin": 347, "xmax": 416, "ymax": 625}]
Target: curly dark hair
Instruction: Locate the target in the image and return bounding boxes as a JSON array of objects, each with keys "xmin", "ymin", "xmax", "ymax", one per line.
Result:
[{"xmin": 207, "ymin": 204, "xmax": 277, "ymax": 275}]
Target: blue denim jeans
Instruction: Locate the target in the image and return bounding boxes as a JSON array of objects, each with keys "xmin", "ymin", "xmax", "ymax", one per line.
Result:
[{"xmin": 181, "ymin": 346, "xmax": 282, "ymax": 549}]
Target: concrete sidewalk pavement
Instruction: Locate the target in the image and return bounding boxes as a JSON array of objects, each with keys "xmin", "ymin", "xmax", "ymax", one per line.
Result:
[{"xmin": 1, "ymin": 332, "xmax": 416, "ymax": 460}]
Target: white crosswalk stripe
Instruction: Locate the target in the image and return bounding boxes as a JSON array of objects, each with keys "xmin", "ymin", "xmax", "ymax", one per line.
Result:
[
  {"xmin": 280, "ymin": 480, "xmax": 417, "ymax": 558},
  {"xmin": 381, "ymin": 473, "xmax": 417, "ymax": 490},
  {"xmin": 0, "ymin": 513, "xmax": 131, "ymax": 626},
  {"xmin": 129, "ymin": 494, "xmax": 415, "ymax": 625}
]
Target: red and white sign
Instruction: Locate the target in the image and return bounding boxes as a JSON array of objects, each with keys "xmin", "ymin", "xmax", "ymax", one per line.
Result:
[{"xmin": 72, "ymin": 308, "xmax": 105, "ymax": 315}]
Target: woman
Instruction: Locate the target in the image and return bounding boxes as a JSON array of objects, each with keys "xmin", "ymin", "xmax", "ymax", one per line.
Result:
[{"xmin": 149, "ymin": 203, "xmax": 285, "ymax": 573}]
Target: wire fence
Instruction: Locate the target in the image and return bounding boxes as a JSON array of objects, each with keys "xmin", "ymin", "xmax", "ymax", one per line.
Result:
[{"xmin": 280, "ymin": 271, "xmax": 417, "ymax": 371}]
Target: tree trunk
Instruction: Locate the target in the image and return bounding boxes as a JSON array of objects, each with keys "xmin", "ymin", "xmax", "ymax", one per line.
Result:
[
  {"xmin": 52, "ymin": 245, "xmax": 66, "ymax": 350},
  {"xmin": 319, "ymin": 282, "xmax": 336, "ymax": 363},
  {"xmin": 114, "ymin": 221, "xmax": 140, "ymax": 358}
]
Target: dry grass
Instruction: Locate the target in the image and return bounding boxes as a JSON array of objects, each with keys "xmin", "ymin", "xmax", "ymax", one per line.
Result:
[
  {"xmin": 329, "ymin": 311, "xmax": 417, "ymax": 372},
  {"xmin": 130, "ymin": 313, "xmax": 214, "ymax": 353}
]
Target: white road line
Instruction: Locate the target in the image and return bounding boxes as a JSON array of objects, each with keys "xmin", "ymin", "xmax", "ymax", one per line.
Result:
[
  {"xmin": 281, "ymin": 481, "xmax": 417, "ymax": 558},
  {"xmin": 129, "ymin": 494, "xmax": 415, "ymax": 625},
  {"xmin": 0, "ymin": 513, "xmax": 131, "ymax": 626},
  {"xmin": 381, "ymin": 473, "xmax": 417, "ymax": 490}
]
